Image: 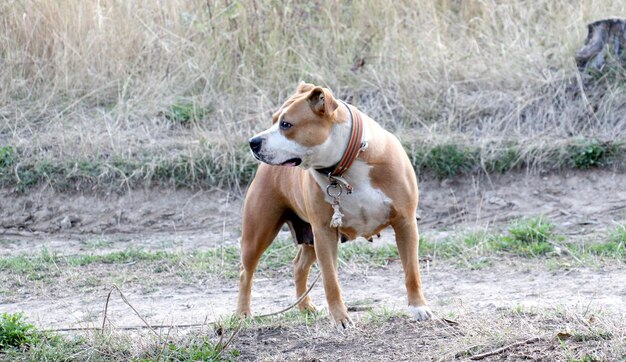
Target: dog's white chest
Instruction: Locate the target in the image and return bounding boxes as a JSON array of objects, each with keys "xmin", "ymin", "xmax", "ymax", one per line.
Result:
[{"xmin": 314, "ymin": 161, "xmax": 391, "ymax": 237}]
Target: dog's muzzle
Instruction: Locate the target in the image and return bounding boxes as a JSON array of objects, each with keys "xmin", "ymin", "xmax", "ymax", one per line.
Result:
[
  {"xmin": 248, "ymin": 135, "xmax": 302, "ymax": 166},
  {"xmin": 249, "ymin": 136, "xmax": 263, "ymax": 154}
]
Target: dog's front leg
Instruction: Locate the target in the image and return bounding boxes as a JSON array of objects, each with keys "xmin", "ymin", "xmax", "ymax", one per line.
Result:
[
  {"xmin": 313, "ymin": 226, "xmax": 353, "ymax": 329},
  {"xmin": 392, "ymin": 216, "xmax": 433, "ymax": 321},
  {"xmin": 236, "ymin": 203, "xmax": 283, "ymax": 317}
]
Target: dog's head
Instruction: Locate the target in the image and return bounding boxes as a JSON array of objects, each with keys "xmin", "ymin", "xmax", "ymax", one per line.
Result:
[{"xmin": 249, "ymin": 82, "xmax": 345, "ymax": 169}]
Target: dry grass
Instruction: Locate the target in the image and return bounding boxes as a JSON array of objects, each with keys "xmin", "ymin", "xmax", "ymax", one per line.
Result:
[
  {"xmin": 1, "ymin": 0, "xmax": 625, "ymax": 188},
  {"xmin": 4, "ymin": 306, "xmax": 623, "ymax": 361}
]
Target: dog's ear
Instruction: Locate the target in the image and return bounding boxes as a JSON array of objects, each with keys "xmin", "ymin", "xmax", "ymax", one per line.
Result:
[
  {"xmin": 307, "ymin": 87, "xmax": 338, "ymax": 117},
  {"xmin": 297, "ymin": 81, "xmax": 315, "ymax": 93}
]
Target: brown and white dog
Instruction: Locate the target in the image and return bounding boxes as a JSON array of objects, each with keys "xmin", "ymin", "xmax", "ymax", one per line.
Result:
[{"xmin": 236, "ymin": 82, "xmax": 432, "ymax": 328}]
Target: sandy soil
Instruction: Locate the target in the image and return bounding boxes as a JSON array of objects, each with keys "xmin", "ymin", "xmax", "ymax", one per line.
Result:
[{"xmin": 1, "ymin": 170, "xmax": 625, "ymax": 360}]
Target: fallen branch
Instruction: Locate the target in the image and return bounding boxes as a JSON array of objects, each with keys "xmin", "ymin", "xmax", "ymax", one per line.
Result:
[{"xmin": 469, "ymin": 337, "xmax": 542, "ymax": 360}]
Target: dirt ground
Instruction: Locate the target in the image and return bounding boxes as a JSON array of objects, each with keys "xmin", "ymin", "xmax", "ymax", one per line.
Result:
[
  {"xmin": 1, "ymin": 170, "xmax": 625, "ymax": 360},
  {"xmin": 3, "ymin": 170, "xmax": 626, "ymax": 254}
]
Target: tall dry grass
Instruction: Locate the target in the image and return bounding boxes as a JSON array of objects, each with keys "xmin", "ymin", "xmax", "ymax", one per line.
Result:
[{"xmin": 0, "ymin": 0, "xmax": 625, "ymax": 185}]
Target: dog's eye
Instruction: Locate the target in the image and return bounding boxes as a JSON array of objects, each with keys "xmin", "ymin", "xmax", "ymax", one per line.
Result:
[{"xmin": 279, "ymin": 120, "xmax": 292, "ymax": 130}]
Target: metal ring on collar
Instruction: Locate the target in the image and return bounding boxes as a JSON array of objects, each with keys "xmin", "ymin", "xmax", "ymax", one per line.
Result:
[{"xmin": 326, "ymin": 183, "xmax": 343, "ymax": 198}]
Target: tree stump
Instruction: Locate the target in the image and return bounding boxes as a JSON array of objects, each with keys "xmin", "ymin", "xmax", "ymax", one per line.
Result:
[{"xmin": 575, "ymin": 18, "xmax": 626, "ymax": 72}]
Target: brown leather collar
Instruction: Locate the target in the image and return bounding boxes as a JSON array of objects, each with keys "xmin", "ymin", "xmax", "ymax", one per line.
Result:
[{"xmin": 315, "ymin": 100, "xmax": 364, "ymax": 178}]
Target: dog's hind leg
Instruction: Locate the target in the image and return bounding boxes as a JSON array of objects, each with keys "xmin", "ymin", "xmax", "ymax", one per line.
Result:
[
  {"xmin": 236, "ymin": 195, "xmax": 284, "ymax": 317},
  {"xmin": 292, "ymin": 245, "xmax": 317, "ymax": 312},
  {"xmin": 284, "ymin": 211, "xmax": 318, "ymax": 312}
]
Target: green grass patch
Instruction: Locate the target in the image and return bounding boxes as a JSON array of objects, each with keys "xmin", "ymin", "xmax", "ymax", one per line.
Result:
[
  {"xmin": 158, "ymin": 336, "xmax": 240, "ymax": 361},
  {"xmin": 420, "ymin": 217, "xmax": 557, "ymax": 261},
  {"xmin": 497, "ymin": 217, "xmax": 555, "ymax": 256},
  {"xmin": 0, "ymin": 313, "xmax": 85, "ymax": 361},
  {"xmin": 166, "ymin": 102, "xmax": 210, "ymax": 127},
  {"xmin": 420, "ymin": 231, "xmax": 486, "ymax": 257},
  {"xmin": 363, "ymin": 307, "xmax": 409, "ymax": 326},
  {"xmin": 0, "ymin": 247, "xmax": 178, "ymax": 272},
  {"xmin": 567, "ymin": 140, "xmax": 617, "ymax": 169},
  {"xmin": 339, "ymin": 242, "xmax": 400, "ymax": 266},
  {"xmin": 420, "ymin": 231, "xmax": 498, "ymax": 269},
  {"xmin": 67, "ymin": 249, "xmax": 173, "ymax": 266},
  {"xmin": 407, "ymin": 139, "xmax": 625, "ymax": 179},
  {"xmin": 0, "ymin": 248, "xmax": 60, "ymax": 282},
  {"xmin": 484, "ymin": 147, "xmax": 521, "ymax": 174},
  {"xmin": 0, "ymin": 247, "xmax": 242, "ymax": 281},
  {"xmin": 0, "ymin": 312, "xmax": 39, "ymax": 351},
  {"xmin": 420, "ymin": 231, "xmax": 500, "ymax": 269},
  {"xmin": 257, "ymin": 240, "xmax": 297, "ymax": 272},
  {"xmin": 580, "ymin": 225, "xmax": 626, "ymax": 260},
  {"xmin": 412, "ymin": 144, "xmax": 479, "ymax": 178},
  {"xmin": 421, "ymin": 218, "xmax": 626, "ymax": 266},
  {"xmin": 0, "ymin": 146, "xmax": 15, "ymax": 172}
]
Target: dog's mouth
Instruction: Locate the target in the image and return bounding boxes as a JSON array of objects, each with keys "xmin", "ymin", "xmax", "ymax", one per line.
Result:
[
  {"xmin": 280, "ymin": 158, "xmax": 302, "ymax": 167},
  {"xmin": 251, "ymin": 152, "xmax": 301, "ymax": 167}
]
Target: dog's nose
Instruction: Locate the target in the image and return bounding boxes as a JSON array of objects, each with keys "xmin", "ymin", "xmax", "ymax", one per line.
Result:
[{"xmin": 249, "ymin": 137, "xmax": 263, "ymax": 153}]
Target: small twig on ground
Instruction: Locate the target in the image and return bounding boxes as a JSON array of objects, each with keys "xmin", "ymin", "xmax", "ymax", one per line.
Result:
[
  {"xmin": 438, "ymin": 318, "xmax": 459, "ymax": 327},
  {"xmin": 155, "ymin": 325, "xmax": 173, "ymax": 362},
  {"xmin": 469, "ymin": 337, "xmax": 542, "ymax": 360},
  {"xmin": 215, "ymin": 320, "xmax": 243, "ymax": 360},
  {"xmin": 101, "ymin": 287, "xmax": 114, "ymax": 332},
  {"xmin": 101, "ymin": 285, "xmax": 160, "ymax": 339}
]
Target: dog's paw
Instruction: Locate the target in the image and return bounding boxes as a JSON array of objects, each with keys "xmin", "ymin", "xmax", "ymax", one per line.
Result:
[
  {"xmin": 408, "ymin": 305, "xmax": 433, "ymax": 321},
  {"xmin": 329, "ymin": 305, "xmax": 353, "ymax": 331},
  {"xmin": 333, "ymin": 316, "xmax": 355, "ymax": 332},
  {"xmin": 235, "ymin": 308, "xmax": 252, "ymax": 318},
  {"xmin": 298, "ymin": 302, "xmax": 318, "ymax": 315}
]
